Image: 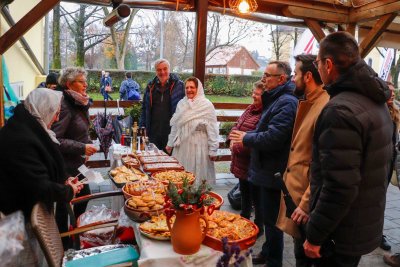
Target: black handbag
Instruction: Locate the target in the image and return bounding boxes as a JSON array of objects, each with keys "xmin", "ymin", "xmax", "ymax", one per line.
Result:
[{"xmin": 227, "ymin": 183, "xmax": 242, "ymax": 210}]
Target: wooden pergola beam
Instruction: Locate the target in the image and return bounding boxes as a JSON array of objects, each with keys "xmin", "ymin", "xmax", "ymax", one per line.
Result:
[
  {"xmin": 346, "ymin": 23, "xmax": 357, "ymax": 36},
  {"xmin": 0, "ymin": 0, "xmax": 60, "ymax": 55},
  {"xmin": 283, "ymin": 6, "xmax": 348, "ymax": 24},
  {"xmin": 304, "ymin": 18, "xmax": 326, "ymax": 42},
  {"xmin": 193, "ymin": 0, "xmax": 208, "ymax": 84},
  {"xmin": 359, "ymin": 13, "xmax": 397, "ymax": 58},
  {"xmin": 349, "ymin": 0, "xmax": 400, "ymax": 23}
]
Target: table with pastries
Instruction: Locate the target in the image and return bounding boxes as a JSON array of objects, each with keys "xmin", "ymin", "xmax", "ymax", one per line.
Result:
[{"xmin": 107, "ymin": 144, "xmax": 256, "ymax": 267}]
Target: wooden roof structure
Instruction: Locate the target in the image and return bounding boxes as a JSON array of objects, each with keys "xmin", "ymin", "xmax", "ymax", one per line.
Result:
[{"xmin": 1, "ymin": 0, "xmax": 400, "ymax": 125}]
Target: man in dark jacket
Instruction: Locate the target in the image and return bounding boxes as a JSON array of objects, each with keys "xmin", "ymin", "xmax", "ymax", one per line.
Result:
[
  {"xmin": 303, "ymin": 32, "xmax": 393, "ymax": 266},
  {"xmin": 230, "ymin": 61, "xmax": 298, "ymax": 267},
  {"xmin": 119, "ymin": 72, "xmax": 140, "ymax": 100},
  {"xmin": 139, "ymin": 59, "xmax": 185, "ymax": 151}
]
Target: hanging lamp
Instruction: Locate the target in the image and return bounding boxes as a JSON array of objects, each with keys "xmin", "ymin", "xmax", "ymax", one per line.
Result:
[{"xmin": 229, "ymin": 0, "xmax": 258, "ymax": 14}]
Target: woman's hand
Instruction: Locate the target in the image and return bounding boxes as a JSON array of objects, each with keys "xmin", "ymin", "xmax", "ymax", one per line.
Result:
[
  {"xmin": 165, "ymin": 146, "xmax": 173, "ymax": 155},
  {"xmin": 85, "ymin": 144, "xmax": 98, "ymax": 156},
  {"xmin": 66, "ymin": 177, "xmax": 84, "ymax": 195},
  {"xmin": 229, "ymin": 130, "xmax": 246, "ymax": 146}
]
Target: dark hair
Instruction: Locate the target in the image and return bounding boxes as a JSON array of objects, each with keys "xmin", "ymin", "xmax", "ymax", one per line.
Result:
[
  {"xmin": 268, "ymin": 61, "xmax": 292, "ymax": 79},
  {"xmin": 253, "ymin": 80, "xmax": 264, "ymax": 90},
  {"xmin": 185, "ymin": 76, "xmax": 199, "ymax": 88},
  {"xmin": 45, "ymin": 72, "xmax": 58, "ymax": 86},
  {"xmin": 319, "ymin": 31, "xmax": 360, "ymax": 74},
  {"xmin": 294, "ymin": 54, "xmax": 323, "ymax": 85},
  {"xmin": 125, "ymin": 72, "xmax": 132, "ymax": 79}
]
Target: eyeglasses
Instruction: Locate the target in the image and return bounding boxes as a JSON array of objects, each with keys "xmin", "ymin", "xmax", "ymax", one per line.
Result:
[
  {"xmin": 313, "ymin": 58, "xmax": 326, "ymax": 69},
  {"xmin": 74, "ymin": 80, "xmax": 87, "ymax": 84},
  {"xmin": 263, "ymin": 72, "xmax": 282, "ymax": 78}
]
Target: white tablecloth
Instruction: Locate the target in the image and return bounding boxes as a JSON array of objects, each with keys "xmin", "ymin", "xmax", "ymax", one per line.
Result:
[{"xmin": 133, "ymin": 223, "xmax": 252, "ymax": 267}]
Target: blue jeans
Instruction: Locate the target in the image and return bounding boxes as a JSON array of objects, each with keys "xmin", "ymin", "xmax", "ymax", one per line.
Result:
[{"xmin": 258, "ymin": 187, "xmax": 283, "ymax": 267}]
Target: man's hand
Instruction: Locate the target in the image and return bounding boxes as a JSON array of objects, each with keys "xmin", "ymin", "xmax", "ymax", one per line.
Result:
[
  {"xmin": 291, "ymin": 207, "xmax": 309, "ymax": 225},
  {"xmin": 229, "ymin": 130, "xmax": 246, "ymax": 146},
  {"xmin": 303, "ymin": 240, "xmax": 321, "ymax": 258}
]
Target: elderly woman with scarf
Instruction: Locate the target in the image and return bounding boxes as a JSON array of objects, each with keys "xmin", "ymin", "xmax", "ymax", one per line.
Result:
[
  {"xmin": 52, "ymin": 67, "xmax": 97, "ymax": 246},
  {"xmin": 0, "ymin": 88, "xmax": 83, "ymax": 266},
  {"xmin": 166, "ymin": 77, "xmax": 219, "ymax": 184}
]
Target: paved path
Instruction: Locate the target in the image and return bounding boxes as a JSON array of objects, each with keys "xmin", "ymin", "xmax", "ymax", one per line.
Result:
[{"xmin": 88, "ymin": 172, "xmax": 400, "ymax": 267}]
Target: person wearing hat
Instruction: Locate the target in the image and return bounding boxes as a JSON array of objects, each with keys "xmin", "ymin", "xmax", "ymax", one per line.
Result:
[{"xmin": 37, "ymin": 72, "xmax": 59, "ymax": 90}]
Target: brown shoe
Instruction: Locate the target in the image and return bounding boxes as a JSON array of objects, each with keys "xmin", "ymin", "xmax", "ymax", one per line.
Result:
[{"xmin": 383, "ymin": 253, "xmax": 400, "ymax": 267}]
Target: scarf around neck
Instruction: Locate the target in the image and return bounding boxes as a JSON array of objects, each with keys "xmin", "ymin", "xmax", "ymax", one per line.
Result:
[{"xmin": 65, "ymin": 89, "xmax": 89, "ymax": 106}]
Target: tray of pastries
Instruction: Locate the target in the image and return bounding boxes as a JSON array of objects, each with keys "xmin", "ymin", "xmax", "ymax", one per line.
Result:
[
  {"xmin": 204, "ymin": 192, "xmax": 224, "ymax": 209},
  {"xmin": 139, "ymin": 155, "xmax": 179, "ymax": 164},
  {"xmin": 109, "ymin": 166, "xmax": 148, "ymax": 188},
  {"xmin": 124, "ymin": 189, "xmax": 165, "ymax": 223},
  {"xmin": 151, "ymin": 170, "xmax": 195, "ymax": 188},
  {"xmin": 136, "ymin": 150, "xmax": 167, "ymax": 157},
  {"xmin": 138, "ymin": 214, "xmax": 173, "ymax": 240},
  {"xmin": 121, "ymin": 154, "xmax": 141, "ymax": 169},
  {"xmin": 202, "ymin": 210, "xmax": 259, "ymax": 251},
  {"xmin": 143, "ymin": 162, "xmax": 184, "ymax": 173},
  {"xmin": 122, "ymin": 180, "xmax": 165, "ymax": 199}
]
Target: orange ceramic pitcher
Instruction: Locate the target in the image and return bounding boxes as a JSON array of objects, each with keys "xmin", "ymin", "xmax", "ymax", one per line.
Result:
[{"xmin": 166, "ymin": 209, "xmax": 209, "ymax": 255}]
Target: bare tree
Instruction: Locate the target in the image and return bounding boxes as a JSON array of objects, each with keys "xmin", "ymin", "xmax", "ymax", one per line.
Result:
[
  {"xmin": 103, "ymin": 7, "xmax": 139, "ymax": 70},
  {"xmin": 206, "ymin": 13, "xmax": 255, "ymax": 59},
  {"xmin": 51, "ymin": 4, "xmax": 61, "ymax": 69},
  {"xmin": 60, "ymin": 4, "xmax": 110, "ymax": 66},
  {"xmin": 269, "ymin": 25, "xmax": 293, "ymax": 61}
]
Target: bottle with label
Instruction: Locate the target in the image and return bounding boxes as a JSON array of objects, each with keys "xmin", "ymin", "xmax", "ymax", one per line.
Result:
[
  {"xmin": 132, "ymin": 122, "xmax": 138, "ymax": 154},
  {"xmin": 140, "ymin": 127, "xmax": 146, "ymax": 151}
]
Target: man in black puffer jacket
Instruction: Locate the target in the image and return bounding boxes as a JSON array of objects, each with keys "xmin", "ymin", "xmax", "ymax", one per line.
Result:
[{"xmin": 303, "ymin": 32, "xmax": 393, "ymax": 266}]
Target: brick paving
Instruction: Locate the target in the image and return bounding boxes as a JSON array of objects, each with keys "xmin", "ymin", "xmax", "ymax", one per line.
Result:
[{"xmin": 87, "ymin": 171, "xmax": 400, "ymax": 267}]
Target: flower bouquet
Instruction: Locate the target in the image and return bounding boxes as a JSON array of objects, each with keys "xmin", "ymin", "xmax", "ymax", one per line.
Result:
[{"xmin": 164, "ymin": 178, "xmax": 215, "ymax": 215}]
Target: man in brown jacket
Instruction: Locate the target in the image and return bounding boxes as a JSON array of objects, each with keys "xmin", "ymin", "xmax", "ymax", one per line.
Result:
[{"xmin": 276, "ymin": 54, "xmax": 329, "ymax": 267}]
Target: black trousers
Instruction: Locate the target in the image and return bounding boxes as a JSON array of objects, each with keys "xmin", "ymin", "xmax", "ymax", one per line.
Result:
[
  {"xmin": 294, "ymin": 237, "xmax": 314, "ymax": 267},
  {"xmin": 239, "ymin": 179, "xmax": 263, "ymax": 231},
  {"xmin": 315, "ymin": 253, "xmax": 361, "ymax": 267},
  {"xmin": 257, "ymin": 187, "xmax": 283, "ymax": 267}
]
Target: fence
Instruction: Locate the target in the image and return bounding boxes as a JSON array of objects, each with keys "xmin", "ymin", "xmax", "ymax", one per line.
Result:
[{"xmin": 86, "ymin": 100, "xmax": 249, "ymax": 168}]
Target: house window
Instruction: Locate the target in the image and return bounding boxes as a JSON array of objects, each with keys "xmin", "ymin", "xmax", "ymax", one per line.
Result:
[{"xmin": 368, "ymin": 58, "xmax": 372, "ymax": 67}]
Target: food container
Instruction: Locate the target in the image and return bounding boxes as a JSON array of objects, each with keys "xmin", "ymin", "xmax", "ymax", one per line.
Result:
[
  {"xmin": 124, "ymin": 199, "xmax": 164, "ymax": 223},
  {"xmin": 143, "ymin": 162, "xmax": 184, "ymax": 173},
  {"xmin": 202, "ymin": 212, "xmax": 259, "ymax": 252},
  {"xmin": 121, "ymin": 154, "xmax": 141, "ymax": 169},
  {"xmin": 139, "ymin": 155, "xmax": 179, "ymax": 164},
  {"xmin": 206, "ymin": 191, "xmax": 224, "ymax": 210},
  {"xmin": 122, "ymin": 180, "xmax": 165, "ymax": 199},
  {"xmin": 151, "ymin": 170, "xmax": 195, "ymax": 188},
  {"xmin": 108, "ymin": 166, "xmax": 147, "ymax": 188}
]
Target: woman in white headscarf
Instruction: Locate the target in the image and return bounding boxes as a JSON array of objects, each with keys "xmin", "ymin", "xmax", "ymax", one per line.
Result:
[
  {"xmin": 0, "ymin": 88, "xmax": 83, "ymax": 266},
  {"xmin": 166, "ymin": 77, "xmax": 219, "ymax": 184},
  {"xmin": 0, "ymin": 88, "xmax": 82, "ymax": 218}
]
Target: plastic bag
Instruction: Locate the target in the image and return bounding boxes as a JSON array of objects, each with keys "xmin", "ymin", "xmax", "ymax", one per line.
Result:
[
  {"xmin": 77, "ymin": 205, "xmax": 119, "ymax": 249},
  {"xmin": 115, "ymin": 208, "xmax": 136, "ymax": 244},
  {"xmin": 0, "ymin": 211, "xmax": 26, "ymax": 266}
]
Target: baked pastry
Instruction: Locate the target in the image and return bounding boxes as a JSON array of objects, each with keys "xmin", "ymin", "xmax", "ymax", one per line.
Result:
[
  {"xmin": 139, "ymin": 156, "xmax": 179, "ymax": 164},
  {"xmin": 143, "ymin": 163, "xmax": 184, "ymax": 173}
]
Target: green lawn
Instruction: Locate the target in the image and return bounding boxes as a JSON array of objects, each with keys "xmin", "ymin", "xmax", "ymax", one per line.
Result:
[{"xmin": 89, "ymin": 92, "xmax": 252, "ymax": 103}]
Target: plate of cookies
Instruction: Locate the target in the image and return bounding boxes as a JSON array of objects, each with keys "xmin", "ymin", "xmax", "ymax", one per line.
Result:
[{"xmin": 138, "ymin": 214, "xmax": 172, "ymax": 240}]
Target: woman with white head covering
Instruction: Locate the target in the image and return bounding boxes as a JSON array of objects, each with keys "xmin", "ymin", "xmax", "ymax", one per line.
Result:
[
  {"xmin": 166, "ymin": 77, "xmax": 219, "ymax": 184},
  {"xmin": 0, "ymin": 88, "xmax": 82, "ymax": 217}
]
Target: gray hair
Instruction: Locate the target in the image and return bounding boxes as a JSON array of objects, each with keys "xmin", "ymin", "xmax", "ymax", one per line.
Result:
[
  {"xmin": 154, "ymin": 58, "xmax": 170, "ymax": 70},
  {"xmin": 58, "ymin": 67, "xmax": 87, "ymax": 87}
]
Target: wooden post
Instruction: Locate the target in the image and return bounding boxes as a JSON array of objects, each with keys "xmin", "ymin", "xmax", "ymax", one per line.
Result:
[
  {"xmin": 193, "ymin": 0, "xmax": 208, "ymax": 84},
  {"xmin": 304, "ymin": 18, "xmax": 326, "ymax": 43}
]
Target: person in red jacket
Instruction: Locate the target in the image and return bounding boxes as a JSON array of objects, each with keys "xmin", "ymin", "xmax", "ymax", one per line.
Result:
[{"xmin": 229, "ymin": 81, "xmax": 264, "ymax": 233}]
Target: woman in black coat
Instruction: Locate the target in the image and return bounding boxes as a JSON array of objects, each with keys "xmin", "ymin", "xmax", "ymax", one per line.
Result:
[{"xmin": 52, "ymin": 67, "xmax": 98, "ymax": 244}]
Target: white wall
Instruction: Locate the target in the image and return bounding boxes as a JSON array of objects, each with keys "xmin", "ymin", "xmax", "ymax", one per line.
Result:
[{"xmin": 1, "ymin": 0, "xmax": 44, "ymax": 98}]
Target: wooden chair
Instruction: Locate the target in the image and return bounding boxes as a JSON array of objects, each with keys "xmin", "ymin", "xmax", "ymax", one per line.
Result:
[{"xmin": 31, "ymin": 194, "xmax": 137, "ymax": 267}]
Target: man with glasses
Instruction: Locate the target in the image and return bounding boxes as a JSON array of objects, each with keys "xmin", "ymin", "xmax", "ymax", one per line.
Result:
[
  {"xmin": 303, "ymin": 32, "xmax": 393, "ymax": 266},
  {"xmin": 230, "ymin": 60, "xmax": 298, "ymax": 267},
  {"xmin": 275, "ymin": 54, "xmax": 329, "ymax": 267},
  {"xmin": 140, "ymin": 59, "xmax": 185, "ymax": 151}
]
